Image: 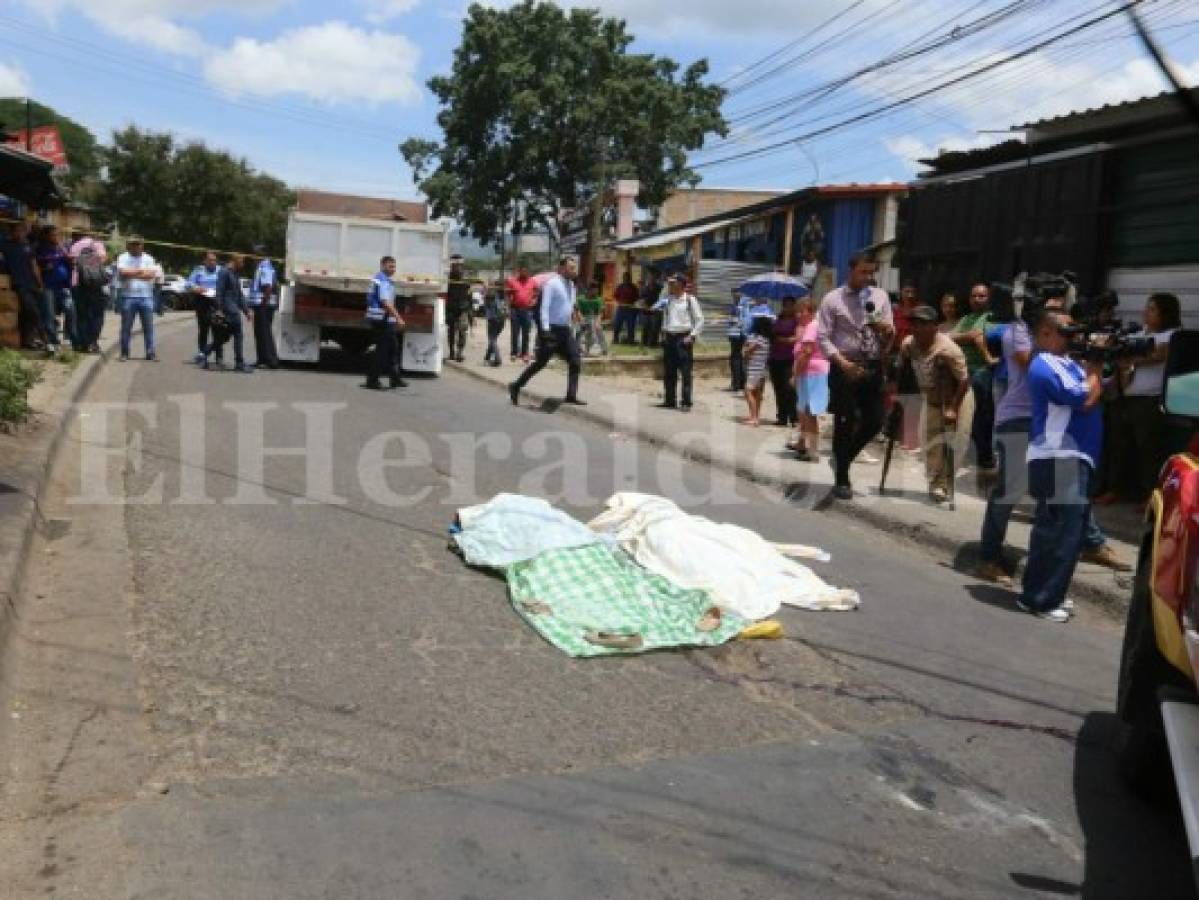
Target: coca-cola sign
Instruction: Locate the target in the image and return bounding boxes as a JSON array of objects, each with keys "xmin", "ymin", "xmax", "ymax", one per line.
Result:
[{"xmin": 6, "ymin": 126, "xmax": 69, "ymax": 171}]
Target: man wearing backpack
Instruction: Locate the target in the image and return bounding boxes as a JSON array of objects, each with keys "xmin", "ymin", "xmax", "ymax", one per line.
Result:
[
  {"xmin": 653, "ymin": 274, "xmax": 705, "ymax": 411},
  {"xmin": 69, "ymin": 231, "xmax": 109, "ymax": 353}
]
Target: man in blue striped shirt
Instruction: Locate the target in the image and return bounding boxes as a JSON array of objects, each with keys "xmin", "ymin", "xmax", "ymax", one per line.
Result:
[{"xmin": 508, "ymin": 256, "xmax": 585, "ymax": 407}]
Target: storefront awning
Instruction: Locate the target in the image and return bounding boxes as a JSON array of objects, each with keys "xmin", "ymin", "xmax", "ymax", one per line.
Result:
[
  {"xmin": 611, "ymin": 213, "xmax": 752, "ymax": 251},
  {"xmin": 0, "ymin": 144, "xmax": 64, "ymax": 208}
]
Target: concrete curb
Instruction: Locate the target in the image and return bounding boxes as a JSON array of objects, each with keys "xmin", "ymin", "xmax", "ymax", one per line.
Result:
[
  {"xmin": 445, "ymin": 358, "xmax": 1131, "ymax": 616},
  {"xmin": 0, "ymin": 316, "xmax": 190, "ymax": 656}
]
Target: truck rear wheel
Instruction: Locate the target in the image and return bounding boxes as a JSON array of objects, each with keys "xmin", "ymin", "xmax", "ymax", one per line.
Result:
[{"xmin": 1115, "ymin": 535, "xmax": 1190, "ymax": 793}]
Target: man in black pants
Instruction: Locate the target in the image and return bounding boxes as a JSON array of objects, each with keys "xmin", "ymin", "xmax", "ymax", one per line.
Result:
[
  {"xmin": 654, "ymin": 274, "xmax": 705, "ymax": 410},
  {"xmin": 187, "ymin": 251, "xmax": 222, "ymax": 365},
  {"xmin": 204, "ymin": 254, "xmax": 253, "ymax": 373},
  {"xmin": 816, "ymin": 251, "xmax": 894, "ymax": 500},
  {"xmin": 509, "ymin": 256, "xmax": 585, "ymax": 407},
  {"xmin": 364, "ymin": 256, "xmax": 406, "ymax": 390},
  {"xmin": 250, "ymin": 254, "xmax": 280, "ymax": 368}
]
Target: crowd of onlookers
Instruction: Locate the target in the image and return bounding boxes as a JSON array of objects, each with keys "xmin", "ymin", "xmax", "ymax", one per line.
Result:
[{"xmin": 0, "ymin": 220, "xmax": 117, "ymax": 356}]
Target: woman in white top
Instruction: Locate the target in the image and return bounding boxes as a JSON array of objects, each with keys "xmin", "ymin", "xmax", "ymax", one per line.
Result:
[{"xmin": 1095, "ymin": 292, "xmax": 1181, "ymax": 504}]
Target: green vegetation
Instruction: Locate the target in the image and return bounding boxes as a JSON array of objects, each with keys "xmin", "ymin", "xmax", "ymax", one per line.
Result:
[
  {"xmin": 0, "ymin": 349, "xmax": 43, "ymax": 430},
  {"xmin": 401, "ymin": 0, "xmax": 727, "ymax": 244},
  {"xmin": 96, "ymin": 127, "xmax": 295, "ymax": 270}
]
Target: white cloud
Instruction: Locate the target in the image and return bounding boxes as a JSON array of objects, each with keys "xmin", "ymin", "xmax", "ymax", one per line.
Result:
[
  {"xmin": 482, "ymin": 0, "xmax": 878, "ymax": 39},
  {"xmin": 882, "ymin": 52, "xmax": 1199, "ymax": 171},
  {"xmin": 0, "ymin": 62, "xmax": 32, "ymax": 97},
  {"xmin": 18, "ymin": 0, "xmax": 282, "ymax": 57},
  {"xmin": 884, "ymin": 133, "xmax": 997, "ymax": 170},
  {"xmin": 359, "ymin": 0, "xmax": 421, "ymax": 23},
  {"xmin": 203, "ymin": 21, "xmax": 423, "ymax": 106}
]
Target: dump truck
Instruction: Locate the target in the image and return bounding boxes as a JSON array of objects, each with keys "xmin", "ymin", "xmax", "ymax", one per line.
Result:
[{"xmin": 276, "ymin": 210, "xmax": 449, "ymax": 374}]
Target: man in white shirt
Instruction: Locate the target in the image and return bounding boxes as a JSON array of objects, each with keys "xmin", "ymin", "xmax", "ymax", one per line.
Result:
[
  {"xmin": 653, "ymin": 274, "xmax": 705, "ymax": 411},
  {"xmin": 508, "ymin": 256, "xmax": 585, "ymax": 407},
  {"xmin": 116, "ymin": 236, "xmax": 159, "ymax": 361}
]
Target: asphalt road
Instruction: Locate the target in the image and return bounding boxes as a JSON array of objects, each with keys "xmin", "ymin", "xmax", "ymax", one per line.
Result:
[{"xmin": 1, "ymin": 320, "xmax": 1193, "ymax": 899}]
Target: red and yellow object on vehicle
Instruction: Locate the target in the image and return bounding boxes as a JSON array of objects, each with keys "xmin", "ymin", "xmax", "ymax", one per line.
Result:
[{"xmin": 1116, "ymin": 329, "xmax": 1199, "ymax": 882}]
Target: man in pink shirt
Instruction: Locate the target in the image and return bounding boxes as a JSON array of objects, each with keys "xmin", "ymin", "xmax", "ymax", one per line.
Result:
[
  {"xmin": 68, "ymin": 231, "xmax": 109, "ymax": 353},
  {"xmin": 505, "ymin": 264, "xmax": 537, "ymax": 361}
]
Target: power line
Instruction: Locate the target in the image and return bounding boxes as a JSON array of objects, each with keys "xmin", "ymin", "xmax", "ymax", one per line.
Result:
[{"xmin": 691, "ymin": 1, "xmax": 1149, "ymax": 171}]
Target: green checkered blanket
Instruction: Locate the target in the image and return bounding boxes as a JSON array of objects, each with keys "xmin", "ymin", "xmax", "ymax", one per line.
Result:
[{"xmin": 506, "ymin": 545, "xmax": 746, "ymax": 657}]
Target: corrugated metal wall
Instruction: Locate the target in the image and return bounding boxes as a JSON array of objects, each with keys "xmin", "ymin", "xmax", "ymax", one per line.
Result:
[
  {"xmin": 1108, "ymin": 137, "xmax": 1199, "ymax": 268},
  {"xmin": 898, "ymin": 151, "xmax": 1108, "ymax": 300},
  {"xmin": 826, "ymin": 199, "xmax": 878, "ymax": 284},
  {"xmin": 1107, "ymin": 265, "xmax": 1199, "ymax": 329}
]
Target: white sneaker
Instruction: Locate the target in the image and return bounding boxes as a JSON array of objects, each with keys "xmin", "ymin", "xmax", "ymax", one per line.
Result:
[
  {"xmin": 1017, "ymin": 600, "xmax": 1070, "ymax": 623},
  {"xmin": 1062, "ymin": 599, "xmax": 1075, "ymax": 612}
]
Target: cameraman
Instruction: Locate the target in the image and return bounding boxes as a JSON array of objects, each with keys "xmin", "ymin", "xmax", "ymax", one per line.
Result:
[
  {"xmin": 1019, "ymin": 310, "xmax": 1105, "ymax": 622},
  {"xmin": 1095, "ymin": 292, "xmax": 1182, "ymax": 505},
  {"xmin": 817, "ymin": 251, "xmax": 894, "ymax": 500},
  {"xmin": 978, "ymin": 299, "xmax": 1129, "ymax": 588}
]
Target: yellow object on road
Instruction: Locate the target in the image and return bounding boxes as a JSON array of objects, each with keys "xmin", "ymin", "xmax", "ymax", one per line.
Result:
[{"xmin": 738, "ymin": 620, "xmax": 784, "ymax": 640}]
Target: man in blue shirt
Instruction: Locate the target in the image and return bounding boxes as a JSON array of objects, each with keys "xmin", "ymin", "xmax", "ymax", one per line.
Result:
[
  {"xmin": 1019, "ymin": 310, "xmax": 1104, "ymax": 622},
  {"xmin": 249, "ymin": 254, "xmax": 280, "ymax": 369},
  {"xmin": 508, "ymin": 256, "xmax": 585, "ymax": 407},
  {"xmin": 188, "ymin": 251, "xmax": 222, "ymax": 365},
  {"xmin": 364, "ymin": 255, "xmax": 406, "ymax": 390},
  {"xmin": 202, "ymin": 254, "xmax": 253, "ymax": 372}
]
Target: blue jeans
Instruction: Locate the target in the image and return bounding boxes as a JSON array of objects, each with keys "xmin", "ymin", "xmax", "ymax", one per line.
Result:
[
  {"xmin": 612, "ymin": 305, "xmax": 638, "ymax": 343},
  {"xmin": 120, "ymin": 295, "xmax": 156, "ymax": 358},
  {"xmin": 510, "ymin": 308, "xmax": 532, "ymax": 358},
  {"xmin": 41, "ymin": 286, "xmax": 76, "ymax": 348},
  {"xmin": 1021, "ymin": 457, "xmax": 1093, "ymax": 612},
  {"xmin": 980, "ymin": 419, "xmax": 1106, "ymax": 564}
]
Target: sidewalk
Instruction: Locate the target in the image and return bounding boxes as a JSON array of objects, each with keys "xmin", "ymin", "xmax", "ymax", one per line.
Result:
[
  {"xmin": 447, "ymin": 325, "xmax": 1140, "ymax": 616},
  {"xmin": 0, "ymin": 313, "xmax": 190, "ymax": 653}
]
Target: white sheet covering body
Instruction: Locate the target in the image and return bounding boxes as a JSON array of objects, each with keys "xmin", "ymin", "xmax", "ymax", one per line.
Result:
[
  {"xmin": 589, "ymin": 493, "xmax": 860, "ymax": 618},
  {"xmin": 455, "ymin": 494, "xmax": 602, "ymax": 567}
]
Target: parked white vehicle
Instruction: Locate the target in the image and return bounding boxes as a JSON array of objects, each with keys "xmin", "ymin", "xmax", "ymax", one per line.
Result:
[{"xmin": 275, "ymin": 211, "xmax": 448, "ymax": 374}]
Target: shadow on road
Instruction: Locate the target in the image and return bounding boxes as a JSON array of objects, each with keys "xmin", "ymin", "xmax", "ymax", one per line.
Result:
[{"xmin": 1059, "ymin": 712, "xmax": 1194, "ymax": 899}]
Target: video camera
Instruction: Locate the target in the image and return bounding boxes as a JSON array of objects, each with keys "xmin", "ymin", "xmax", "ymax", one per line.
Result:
[
  {"xmin": 990, "ymin": 272, "xmax": 1154, "ymax": 364},
  {"xmin": 989, "ymin": 271, "xmax": 1077, "ymax": 326},
  {"xmin": 1066, "ymin": 320, "xmax": 1156, "ymax": 365}
]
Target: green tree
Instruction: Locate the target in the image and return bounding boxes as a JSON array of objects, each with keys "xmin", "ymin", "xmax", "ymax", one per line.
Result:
[
  {"xmin": 95, "ymin": 126, "xmax": 294, "ymax": 270},
  {"xmin": 401, "ymin": 1, "xmax": 727, "ymax": 246},
  {"xmin": 0, "ymin": 99, "xmax": 101, "ymax": 192}
]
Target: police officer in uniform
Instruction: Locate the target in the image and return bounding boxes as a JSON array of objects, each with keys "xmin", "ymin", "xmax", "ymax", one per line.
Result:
[
  {"xmin": 364, "ymin": 255, "xmax": 407, "ymax": 390},
  {"xmin": 188, "ymin": 250, "xmax": 222, "ymax": 365},
  {"xmin": 445, "ymin": 254, "xmax": 471, "ymax": 362},
  {"xmin": 249, "ymin": 253, "xmax": 280, "ymax": 369}
]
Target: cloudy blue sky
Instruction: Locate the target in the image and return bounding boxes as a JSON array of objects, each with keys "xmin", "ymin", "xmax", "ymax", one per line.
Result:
[{"xmin": 1, "ymin": 0, "xmax": 1196, "ymax": 201}]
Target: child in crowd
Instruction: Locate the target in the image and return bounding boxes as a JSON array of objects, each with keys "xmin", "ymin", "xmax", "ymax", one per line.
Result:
[
  {"xmin": 789, "ymin": 295, "xmax": 829, "ymax": 461},
  {"xmin": 482, "ymin": 280, "xmax": 507, "ymax": 367},
  {"xmin": 741, "ymin": 315, "xmax": 773, "ymax": 427}
]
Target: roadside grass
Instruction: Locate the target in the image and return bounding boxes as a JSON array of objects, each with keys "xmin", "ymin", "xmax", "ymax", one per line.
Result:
[{"xmin": 0, "ymin": 349, "xmax": 44, "ymax": 430}]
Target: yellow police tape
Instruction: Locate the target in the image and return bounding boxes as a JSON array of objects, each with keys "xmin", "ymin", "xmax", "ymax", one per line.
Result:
[{"xmin": 0, "ymin": 214, "xmax": 278, "ymax": 262}]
